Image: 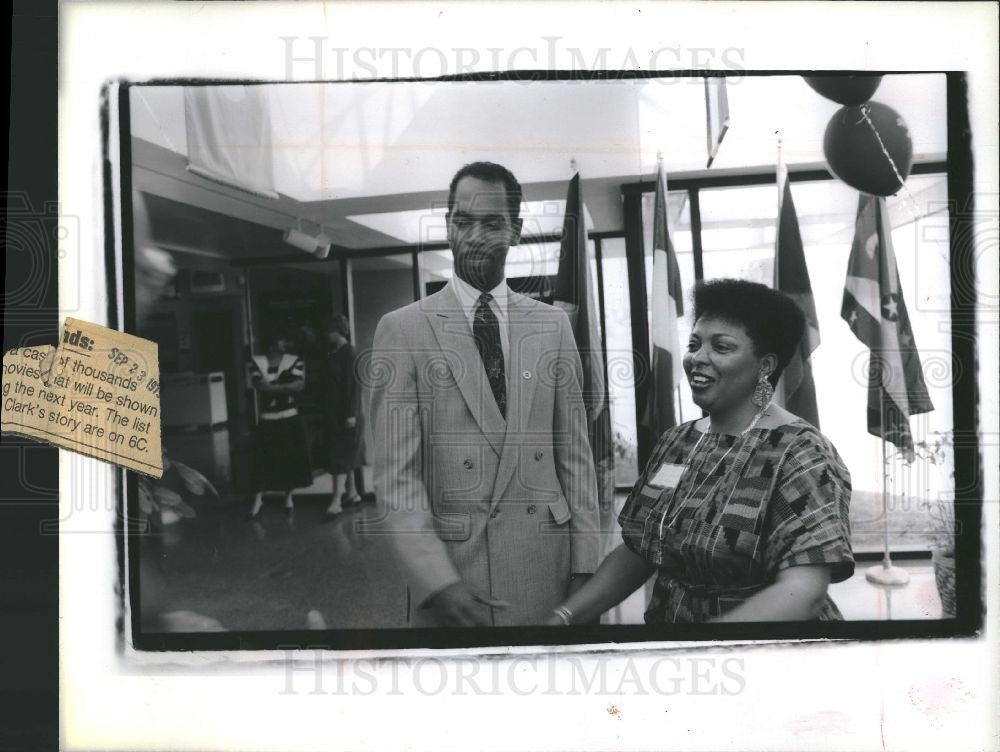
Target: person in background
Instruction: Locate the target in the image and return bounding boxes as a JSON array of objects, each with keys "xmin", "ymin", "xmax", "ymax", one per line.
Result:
[
  {"xmin": 247, "ymin": 328, "xmax": 314, "ymax": 518},
  {"xmin": 133, "ymin": 190, "xmax": 224, "ymax": 632},
  {"xmin": 322, "ymin": 313, "xmax": 363, "ymax": 519},
  {"xmin": 546, "ymin": 279, "xmax": 854, "ymax": 626}
]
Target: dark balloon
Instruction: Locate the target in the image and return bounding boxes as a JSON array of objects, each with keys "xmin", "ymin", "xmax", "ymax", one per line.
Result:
[
  {"xmin": 804, "ymin": 75, "xmax": 883, "ymax": 106},
  {"xmin": 823, "ymin": 102, "xmax": 913, "ymax": 196}
]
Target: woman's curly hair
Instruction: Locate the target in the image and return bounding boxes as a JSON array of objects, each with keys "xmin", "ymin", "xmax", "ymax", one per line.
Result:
[{"xmin": 691, "ymin": 278, "xmax": 807, "ymax": 387}]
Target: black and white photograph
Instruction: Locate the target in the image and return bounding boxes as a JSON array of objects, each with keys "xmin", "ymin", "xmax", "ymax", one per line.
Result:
[
  {"xmin": 122, "ymin": 71, "xmax": 976, "ymax": 648},
  {"xmin": 9, "ymin": 2, "xmax": 993, "ymax": 751}
]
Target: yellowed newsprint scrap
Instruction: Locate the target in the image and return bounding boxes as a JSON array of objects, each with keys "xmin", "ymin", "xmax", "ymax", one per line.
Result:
[{"xmin": 2, "ymin": 318, "xmax": 163, "ymax": 478}]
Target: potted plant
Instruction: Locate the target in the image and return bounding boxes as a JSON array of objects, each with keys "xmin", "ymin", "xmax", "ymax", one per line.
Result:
[
  {"xmin": 930, "ymin": 501, "xmax": 956, "ymax": 618},
  {"xmin": 137, "ymin": 455, "xmax": 218, "ymax": 543},
  {"xmin": 136, "ymin": 456, "xmax": 226, "ymax": 632},
  {"xmin": 911, "ymin": 431, "xmax": 956, "ymax": 618}
]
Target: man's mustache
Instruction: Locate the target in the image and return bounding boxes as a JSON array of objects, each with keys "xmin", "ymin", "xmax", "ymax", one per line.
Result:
[{"xmin": 456, "ymin": 237, "xmax": 504, "ymax": 260}]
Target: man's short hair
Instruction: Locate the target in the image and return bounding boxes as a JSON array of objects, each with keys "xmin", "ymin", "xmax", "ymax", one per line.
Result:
[{"xmin": 447, "ymin": 162, "xmax": 523, "ymax": 221}]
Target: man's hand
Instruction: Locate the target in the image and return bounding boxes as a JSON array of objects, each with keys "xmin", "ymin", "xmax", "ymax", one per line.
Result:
[
  {"xmin": 345, "ymin": 416, "xmax": 357, "ymax": 429},
  {"xmin": 426, "ymin": 581, "xmax": 510, "ymax": 627}
]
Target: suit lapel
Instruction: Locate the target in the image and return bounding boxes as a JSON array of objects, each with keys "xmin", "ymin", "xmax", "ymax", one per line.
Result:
[
  {"xmin": 425, "ymin": 285, "xmax": 505, "ymax": 456},
  {"xmin": 490, "ymin": 292, "xmax": 543, "ymax": 506}
]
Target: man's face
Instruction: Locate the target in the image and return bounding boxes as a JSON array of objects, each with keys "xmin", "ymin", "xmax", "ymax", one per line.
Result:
[{"xmin": 447, "ymin": 176, "xmax": 523, "ymax": 291}]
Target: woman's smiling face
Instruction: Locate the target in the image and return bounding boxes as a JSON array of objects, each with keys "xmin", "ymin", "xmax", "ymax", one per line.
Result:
[{"xmin": 683, "ymin": 316, "xmax": 768, "ymax": 417}]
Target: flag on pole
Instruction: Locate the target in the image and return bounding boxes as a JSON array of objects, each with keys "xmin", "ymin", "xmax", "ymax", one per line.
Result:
[
  {"xmin": 553, "ymin": 173, "xmax": 615, "ymax": 524},
  {"xmin": 640, "ymin": 161, "xmax": 685, "ymax": 440},
  {"xmin": 773, "ymin": 163, "xmax": 822, "ymax": 427},
  {"xmin": 841, "ymin": 193, "xmax": 933, "ymax": 455},
  {"xmin": 184, "ymin": 86, "xmax": 280, "ymax": 199}
]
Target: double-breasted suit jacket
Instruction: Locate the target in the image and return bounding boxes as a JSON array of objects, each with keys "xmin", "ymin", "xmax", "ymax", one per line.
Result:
[{"xmin": 367, "ymin": 283, "xmax": 600, "ymax": 626}]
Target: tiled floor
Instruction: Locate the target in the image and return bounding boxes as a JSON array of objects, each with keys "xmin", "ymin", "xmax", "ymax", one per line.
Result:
[
  {"xmin": 149, "ymin": 477, "xmax": 943, "ymax": 630},
  {"xmin": 151, "ymin": 491, "xmax": 408, "ymax": 631}
]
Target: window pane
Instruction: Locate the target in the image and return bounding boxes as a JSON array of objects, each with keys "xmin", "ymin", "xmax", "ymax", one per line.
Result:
[
  {"xmin": 598, "ymin": 237, "xmax": 640, "ymax": 486},
  {"xmin": 697, "ymin": 175, "xmax": 954, "ymax": 551},
  {"xmin": 700, "ymin": 183, "xmax": 778, "ymax": 285}
]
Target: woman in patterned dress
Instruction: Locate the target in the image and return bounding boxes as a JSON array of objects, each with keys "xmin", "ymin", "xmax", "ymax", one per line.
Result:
[
  {"xmin": 246, "ymin": 329, "xmax": 314, "ymax": 518},
  {"xmin": 547, "ymin": 279, "xmax": 854, "ymax": 624}
]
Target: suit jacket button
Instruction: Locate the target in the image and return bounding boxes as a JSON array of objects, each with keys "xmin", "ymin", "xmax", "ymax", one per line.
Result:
[
  {"xmin": 526, "ymin": 504, "xmax": 537, "ymax": 515},
  {"xmin": 463, "ymin": 459, "xmax": 474, "ymax": 470},
  {"xmin": 534, "ymin": 451, "xmax": 543, "ymax": 461}
]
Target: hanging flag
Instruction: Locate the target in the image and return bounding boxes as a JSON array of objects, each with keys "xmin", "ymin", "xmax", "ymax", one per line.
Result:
[
  {"xmin": 773, "ymin": 163, "xmax": 822, "ymax": 427},
  {"xmin": 640, "ymin": 162, "xmax": 685, "ymax": 441},
  {"xmin": 184, "ymin": 86, "xmax": 279, "ymax": 199},
  {"xmin": 841, "ymin": 193, "xmax": 933, "ymax": 455},
  {"xmin": 553, "ymin": 173, "xmax": 615, "ymax": 525}
]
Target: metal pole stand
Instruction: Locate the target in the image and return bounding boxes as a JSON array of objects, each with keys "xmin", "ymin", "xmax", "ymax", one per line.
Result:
[
  {"xmin": 865, "ymin": 560, "xmax": 911, "ymax": 586},
  {"xmin": 867, "ymin": 425, "xmax": 911, "ymax": 587}
]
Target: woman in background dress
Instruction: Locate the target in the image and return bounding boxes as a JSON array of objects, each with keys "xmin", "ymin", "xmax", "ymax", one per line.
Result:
[
  {"xmin": 322, "ymin": 314, "xmax": 363, "ymax": 519},
  {"xmin": 247, "ymin": 329, "xmax": 314, "ymax": 518}
]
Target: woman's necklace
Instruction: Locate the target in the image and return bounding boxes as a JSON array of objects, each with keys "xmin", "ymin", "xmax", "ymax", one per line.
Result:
[{"xmin": 657, "ymin": 403, "xmax": 770, "ymax": 540}]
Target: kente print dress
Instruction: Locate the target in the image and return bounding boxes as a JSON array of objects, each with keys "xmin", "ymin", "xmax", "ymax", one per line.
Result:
[{"xmin": 618, "ymin": 419, "xmax": 854, "ymax": 623}]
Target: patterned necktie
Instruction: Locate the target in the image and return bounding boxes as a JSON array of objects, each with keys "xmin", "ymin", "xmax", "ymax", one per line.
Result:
[{"xmin": 473, "ymin": 292, "xmax": 506, "ymax": 419}]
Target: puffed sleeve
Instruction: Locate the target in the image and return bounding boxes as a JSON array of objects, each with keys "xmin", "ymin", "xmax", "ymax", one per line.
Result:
[
  {"xmin": 762, "ymin": 430, "xmax": 855, "ymax": 583},
  {"xmin": 247, "ymin": 358, "xmax": 263, "ymax": 381}
]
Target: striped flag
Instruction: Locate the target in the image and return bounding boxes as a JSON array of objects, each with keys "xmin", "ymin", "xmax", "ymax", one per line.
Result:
[
  {"xmin": 640, "ymin": 162, "xmax": 685, "ymax": 439},
  {"xmin": 553, "ymin": 173, "xmax": 615, "ymax": 524},
  {"xmin": 773, "ymin": 163, "xmax": 821, "ymax": 427},
  {"xmin": 841, "ymin": 193, "xmax": 933, "ymax": 455},
  {"xmin": 184, "ymin": 86, "xmax": 279, "ymax": 199}
]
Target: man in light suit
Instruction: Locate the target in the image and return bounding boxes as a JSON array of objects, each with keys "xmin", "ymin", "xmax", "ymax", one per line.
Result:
[{"xmin": 367, "ymin": 162, "xmax": 600, "ymax": 627}]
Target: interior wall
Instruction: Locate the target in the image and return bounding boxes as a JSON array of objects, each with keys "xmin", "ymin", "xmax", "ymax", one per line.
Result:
[{"xmin": 349, "ymin": 258, "xmax": 415, "ymax": 358}]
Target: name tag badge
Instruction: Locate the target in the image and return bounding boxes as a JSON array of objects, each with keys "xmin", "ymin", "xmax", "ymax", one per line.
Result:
[{"xmin": 648, "ymin": 463, "xmax": 685, "ymax": 490}]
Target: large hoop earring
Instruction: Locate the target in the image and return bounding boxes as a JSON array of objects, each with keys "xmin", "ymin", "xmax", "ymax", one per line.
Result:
[{"xmin": 752, "ymin": 370, "xmax": 774, "ymax": 407}]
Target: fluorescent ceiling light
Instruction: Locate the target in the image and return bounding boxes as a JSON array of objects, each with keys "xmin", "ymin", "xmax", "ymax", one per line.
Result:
[{"xmin": 347, "ymin": 200, "xmax": 568, "ymax": 244}]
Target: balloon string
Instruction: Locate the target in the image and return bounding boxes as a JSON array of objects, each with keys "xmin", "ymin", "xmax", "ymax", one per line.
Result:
[{"xmin": 858, "ymin": 105, "xmax": 922, "ymax": 220}]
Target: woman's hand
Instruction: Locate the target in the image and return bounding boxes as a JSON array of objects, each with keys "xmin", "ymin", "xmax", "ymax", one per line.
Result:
[
  {"xmin": 547, "ymin": 544, "xmax": 655, "ymax": 626},
  {"xmin": 543, "ymin": 611, "xmax": 566, "ymax": 626}
]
